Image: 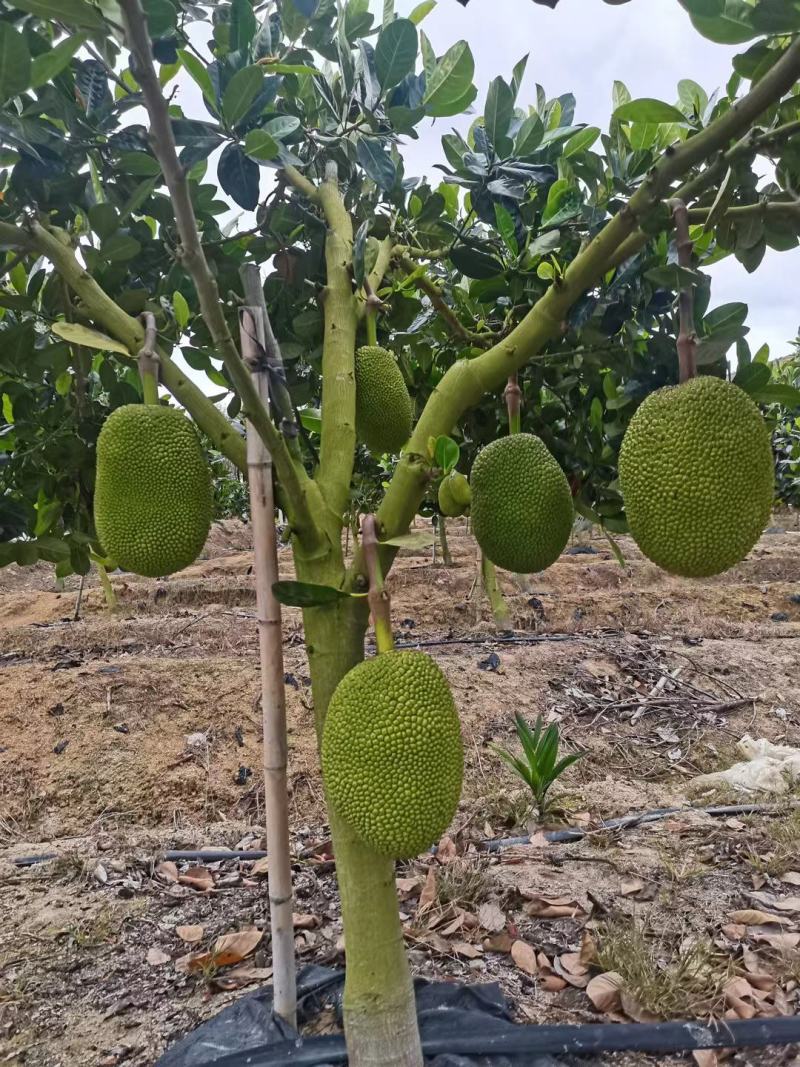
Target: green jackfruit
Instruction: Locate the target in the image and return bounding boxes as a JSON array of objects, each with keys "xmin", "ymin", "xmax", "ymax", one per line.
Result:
[
  {"xmin": 618, "ymin": 376, "xmax": 773, "ymax": 578},
  {"xmin": 354, "ymin": 345, "xmax": 413, "ymax": 454},
  {"xmin": 470, "ymin": 434, "xmax": 574, "ymax": 574},
  {"xmin": 94, "ymin": 405, "xmax": 212, "ymax": 578},
  {"xmin": 438, "ymin": 472, "xmax": 472, "ymax": 517},
  {"xmin": 322, "ymin": 651, "xmax": 463, "ymax": 859}
]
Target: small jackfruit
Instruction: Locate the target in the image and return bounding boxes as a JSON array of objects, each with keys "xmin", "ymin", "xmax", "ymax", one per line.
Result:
[
  {"xmin": 470, "ymin": 434, "xmax": 574, "ymax": 574},
  {"xmin": 438, "ymin": 471, "xmax": 472, "ymax": 517},
  {"xmin": 94, "ymin": 405, "xmax": 212, "ymax": 578},
  {"xmin": 618, "ymin": 376, "xmax": 773, "ymax": 578},
  {"xmin": 322, "ymin": 651, "xmax": 463, "ymax": 859},
  {"xmin": 354, "ymin": 345, "xmax": 413, "ymax": 454}
]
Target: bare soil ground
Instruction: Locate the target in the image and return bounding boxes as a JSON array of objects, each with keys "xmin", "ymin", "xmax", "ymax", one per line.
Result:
[{"xmin": 1, "ymin": 518, "xmax": 799, "ymax": 1067}]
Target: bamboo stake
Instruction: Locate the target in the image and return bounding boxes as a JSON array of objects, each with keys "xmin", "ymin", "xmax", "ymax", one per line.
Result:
[{"xmin": 239, "ymin": 306, "xmax": 297, "ymax": 1028}]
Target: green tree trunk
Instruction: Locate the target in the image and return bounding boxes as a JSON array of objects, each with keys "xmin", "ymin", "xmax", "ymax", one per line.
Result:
[
  {"xmin": 438, "ymin": 516, "xmax": 453, "ymax": 567},
  {"xmin": 300, "ymin": 583, "xmax": 423, "ymax": 1067},
  {"xmin": 481, "ymin": 554, "xmax": 511, "ymax": 631}
]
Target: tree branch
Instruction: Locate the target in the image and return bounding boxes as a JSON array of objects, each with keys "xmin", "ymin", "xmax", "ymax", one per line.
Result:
[
  {"xmin": 396, "ymin": 255, "xmax": 493, "ymax": 349},
  {"xmin": 283, "ymin": 165, "xmax": 320, "ymax": 203},
  {"xmin": 363, "ymin": 34, "xmax": 800, "ymax": 576},
  {"xmin": 22, "ymin": 220, "xmax": 247, "ymax": 471},
  {"xmin": 118, "ymin": 0, "xmax": 321, "ymax": 553},
  {"xmin": 669, "ymin": 200, "xmax": 697, "ymax": 383}
]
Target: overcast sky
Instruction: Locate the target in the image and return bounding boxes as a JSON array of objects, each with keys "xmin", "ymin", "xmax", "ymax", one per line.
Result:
[{"xmin": 172, "ymin": 0, "xmax": 799, "ymax": 391}]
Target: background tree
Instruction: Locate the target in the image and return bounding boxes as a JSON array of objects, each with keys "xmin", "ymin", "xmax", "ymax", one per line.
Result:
[{"xmin": 2, "ymin": 0, "xmax": 800, "ymax": 1063}]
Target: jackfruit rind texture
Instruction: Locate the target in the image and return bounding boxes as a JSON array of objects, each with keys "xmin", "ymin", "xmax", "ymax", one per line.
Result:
[
  {"xmin": 618, "ymin": 376, "xmax": 773, "ymax": 578},
  {"xmin": 94, "ymin": 405, "xmax": 212, "ymax": 578},
  {"xmin": 470, "ymin": 434, "xmax": 574, "ymax": 574},
  {"xmin": 322, "ymin": 651, "xmax": 464, "ymax": 859},
  {"xmin": 354, "ymin": 345, "xmax": 413, "ymax": 454},
  {"xmin": 438, "ymin": 472, "xmax": 471, "ymax": 517}
]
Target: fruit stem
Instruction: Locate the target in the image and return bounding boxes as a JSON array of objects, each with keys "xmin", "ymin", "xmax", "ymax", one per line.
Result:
[
  {"xmin": 362, "ymin": 514, "xmax": 394, "ymax": 653},
  {"xmin": 504, "ymin": 372, "xmax": 521, "ymax": 435},
  {"xmin": 137, "ymin": 311, "xmax": 160, "ymax": 405},
  {"xmin": 365, "ymin": 303, "xmax": 378, "ymax": 347},
  {"xmin": 669, "ymin": 199, "xmax": 698, "ymax": 383}
]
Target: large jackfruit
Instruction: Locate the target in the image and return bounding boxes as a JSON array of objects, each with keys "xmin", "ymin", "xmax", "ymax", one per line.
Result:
[
  {"xmin": 470, "ymin": 434, "xmax": 574, "ymax": 574},
  {"xmin": 618, "ymin": 376, "xmax": 773, "ymax": 578},
  {"xmin": 322, "ymin": 651, "xmax": 463, "ymax": 859},
  {"xmin": 438, "ymin": 471, "xmax": 472, "ymax": 517},
  {"xmin": 94, "ymin": 405, "xmax": 212, "ymax": 578},
  {"xmin": 354, "ymin": 345, "xmax": 413, "ymax": 454}
]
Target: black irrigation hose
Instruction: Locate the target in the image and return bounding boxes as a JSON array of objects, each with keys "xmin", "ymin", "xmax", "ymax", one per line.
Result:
[
  {"xmin": 185, "ymin": 1016, "xmax": 800, "ymax": 1066},
  {"xmin": 9, "ymin": 803, "xmax": 784, "ymax": 867}
]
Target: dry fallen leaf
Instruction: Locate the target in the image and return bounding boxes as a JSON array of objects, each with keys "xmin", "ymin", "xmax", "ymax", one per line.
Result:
[
  {"xmin": 175, "ymin": 924, "xmax": 204, "ymax": 944},
  {"xmin": 540, "ymin": 975, "xmax": 567, "ymax": 992},
  {"xmin": 553, "ymin": 952, "xmax": 589, "ymax": 988},
  {"xmin": 396, "ymin": 875, "xmax": 423, "ymax": 897},
  {"xmin": 728, "ymin": 909, "xmax": 791, "ymax": 926},
  {"xmin": 692, "ymin": 1050, "xmax": 719, "ymax": 1067},
  {"xmin": 477, "ymin": 902, "xmax": 506, "ymax": 934},
  {"xmin": 525, "ymin": 895, "xmax": 585, "ymax": 919},
  {"xmin": 579, "ymin": 930, "xmax": 599, "ymax": 967},
  {"xmin": 212, "ymin": 927, "xmax": 263, "ymax": 967},
  {"xmin": 724, "ymin": 976, "xmax": 759, "ymax": 1020},
  {"xmin": 720, "ymin": 923, "xmax": 746, "ymax": 941},
  {"xmin": 510, "ymin": 939, "xmax": 538, "ymax": 976},
  {"xmin": 586, "ymin": 971, "xmax": 624, "ymax": 1013},
  {"xmin": 178, "ymin": 866, "xmax": 215, "ymax": 893},
  {"xmin": 620, "ymin": 991, "xmax": 660, "ymax": 1023},
  {"xmin": 250, "ymin": 856, "xmax": 270, "ymax": 877},
  {"xmin": 417, "ymin": 866, "xmax": 437, "ymax": 913},
  {"xmin": 451, "ymin": 941, "xmax": 482, "ymax": 959},
  {"xmin": 293, "ymin": 913, "xmax": 320, "ymax": 930},
  {"xmin": 146, "ymin": 946, "xmax": 170, "ymax": 966},
  {"xmin": 435, "ymin": 836, "xmax": 457, "ymax": 864},
  {"xmin": 156, "ymin": 860, "xmax": 179, "ymax": 883},
  {"xmin": 748, "ymin": 892, "xmax": 800, "ymax": 913},
  {"xmin": 483, "ymin": 931, "xmax": 513, "ymax": 954},
  {"xmin": 751, "ymin": 930, "xmax": 800, "ymax": 952}
]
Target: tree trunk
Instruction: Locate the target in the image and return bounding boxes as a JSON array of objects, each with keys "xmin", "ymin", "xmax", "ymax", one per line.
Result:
[
  {"xmin": 302, "ymin": 596, "xmax": 423, "ymax": 1067},
  {"xmin": 438, "ymin": 516, "xmax": 453, "ymax": 567},
  {"xmin": 481, "ymin": 554, "xmax": 512, "ymax": 631}
]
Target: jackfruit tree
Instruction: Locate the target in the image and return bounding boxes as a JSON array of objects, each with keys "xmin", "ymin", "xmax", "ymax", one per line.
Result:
[{"xmin": 2, "ymin": 0, "xmax": 800, "ymax": 1063}]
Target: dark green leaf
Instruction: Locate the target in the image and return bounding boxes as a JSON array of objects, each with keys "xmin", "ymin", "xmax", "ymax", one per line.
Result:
[
  {"xmin": 677, "ymin": 0, "xmax": 757, "ymax": 43},
  {"xmin": 450, "ymin": 246, "xmax": 504, "ymax": 279},
  {"xmin": 749, "ymin": 383, "xmax": 800, "ymax": 407},
  {"xmin": 374, "ymin": 18, "xmax": 418, "ymax": 90},
  {"xmin": 484, "ymin": 76, "xmax": 513, "ymax": 152},
  {"xmin": 356, "ymin": 137, "xmax": 396, "ymax": 190},
  {"xmin": 244, "ymin": 128, "xmax": 280, "ymax": 161},
  {"xmin": 222, "ymin": 65, "xmax": 264, "ymax": 127},
  {"xmin": 230, "ymin": 0, "xmax": 259, "ymax": 54},
  {"xmin": 353, "ymin": 220, "xmax": 369, "ymax": 288},
  {"xmin": 272, "ymin": 580, "xmax": 351, "ymax": 607},
  {"xmin": 0, "ymin": 25, "xmax": 31, "ymax": 104},
  {"xmin": 218, "ymin": 142, "xmax": 260, "ymax": 209},
  {"xmin": 515, "ymin": 113, "xmax": 544, "ymax": 156},
  {"xmin": 144, "ymin": 0, "xmax": 177, "ymax": 38},
  {"xmin": 644, "ymin": 265, "xmax": 701, "ymax": 289},
  {"xmin": 734, "ymin": 361, "xmax": 771, "ymax": 393},
  {"xmin": 11, "ymin": 0, "xmax": 105, "ymax": 30}
]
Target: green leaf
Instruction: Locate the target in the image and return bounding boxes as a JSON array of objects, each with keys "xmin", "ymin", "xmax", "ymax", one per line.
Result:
[
  {"xmin": 677, "ymin": 0, "xmax": 757, "ymax": 43},
  {"xmin": 272, "ymin": 580, "xmax": 351, "ymax": 607},
  {"xmin": 11, "ymin": 0, "xmax": 105, "ymax": 29},
  {"xmin": 173, "ymin": 291, "xmax": 190, "ymax": 331},
  {"xmin": 222, "ymin": 65, "xmax": 264, "ymax": 127},
  {"xmin": 258, "ymin": 61, "xmax": 321, "ymax": 75},
  {"xmin": 230, "ymin": 0, "xmax": 258, "ymax": 53},
  {"xmin": 644, "ymin": 265, "xmax": 701, "ymax": 289},
  {"xmin": 262, "ymin": 115, "xmax": 302, "ymax": 139},
  {"xmin": 423, "ymin": 40, "xmax": 475, "ymax": 118},
  {"xmin": 515, "ymin": 113, "xmax": 544, "ymax": 156},
  {"xmin": 0, "ymin": 25, "xmax": 31, "ymax": 104},
  {"xmin": 218, "ymin": 142, "xmax": 260, "ymax": 210},
  {"xmin": 484, "ymin": 76, "xmax": 513, "ymax": 152},
  {"xmin": 749, "ymin": 383, "xmax": 800, "ymax": 408},
  {"xmin": 750, "ymin": 0, "xmax": 800, "ymax": 33},
  {"xmin": 179, "ymin": 49, "xmax": 218, "ymax": 112},
  {"xmin": 299, "ymin": 408, "xmax": 321, "ymax": 433},
  {"xmin": 612, "ymin": 80, "xmax": 631, "ymax": 110},
  {"xmin": 244, "ymin": 128, "xmax": 280, "ymax": 161},
  {"xmin": 374, "ymin": 18, "xmax": 418, "ymax": 90},
  {"xmin": 356, "ymin": 137, "xmax": 396, "ymax": 191},
  {"xmin": 433, "ymin": 435, "xmax": 459, "ymax": 474},
  {"xmin": 102, "ymin": 234, "xmax": 142, "ymax": 262},
  {"xmin": 409, "ymin": 0, "xmax": 436, "ymax": 23},
  {"xmin": 734, "ymin": 361, "xmax": 771, "ymax": 393},
  {"xmin": 51, "ymin": 322, "xmax": 130, "ymax": 355},
  {"xmin": 562, "ymin": 125, "xmax": 600, "ymax": 158},
  {"xmin": 614, "ymin": 98, "xmax": 689, "ymax": 125},
  {"xmin": 30, "ymin": 35, "xmax": 86, "ymax": 89},
  {"xmin": 494, "ymin": 203, "xmax": 518, "ymax": 255},
  {"xmin": 450, "ymin": 245, "xmax": 503, "ymax": 279},
  {"xmin": 510, "ymin": 54, "xmax": 528, "ymax": 103},
  {"xmin": 144, "ymin": 0, "xmax": 177, "ymax": 37},
  {"xmin": 704, "ymin": 302, "xmax": 748, "ymax": 333},
  {"xmin": 382, "ymin": 530, "xmax": 436, "ymax": 550}
]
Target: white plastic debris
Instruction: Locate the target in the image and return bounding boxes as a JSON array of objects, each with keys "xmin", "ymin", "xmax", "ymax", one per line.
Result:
[{"xmin": 690, "ymin": 735, "xmax": 800, "ymax": 795}]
